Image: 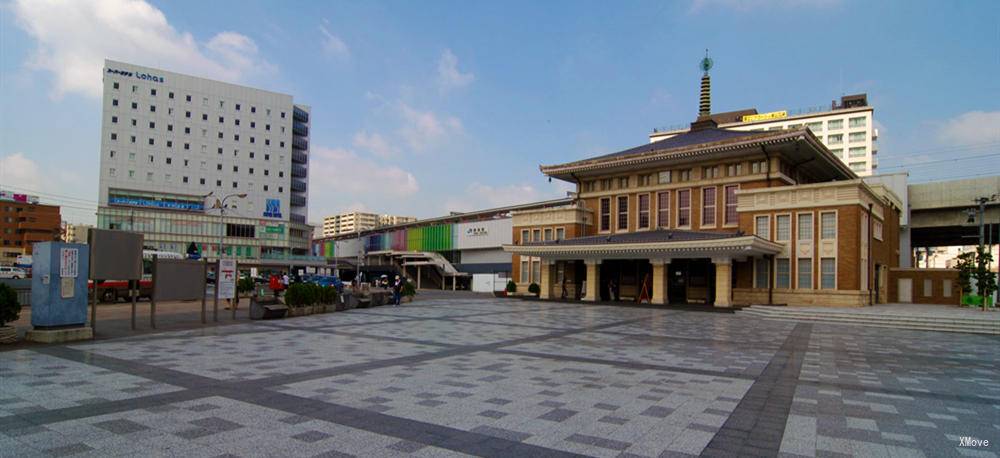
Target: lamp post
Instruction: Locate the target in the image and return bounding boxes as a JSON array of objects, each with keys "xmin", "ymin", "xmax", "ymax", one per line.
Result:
[{"xmin": 206, "ymin": 192, "xmax": 248, "ymax": 261}]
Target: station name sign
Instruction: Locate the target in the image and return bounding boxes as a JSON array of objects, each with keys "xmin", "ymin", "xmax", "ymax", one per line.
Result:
[
  {"xmin": 742, "ymin": 110, "xmax": 787, "ymax": 123},
  {"xmin": 106, "ymin": 67, "xmax": 165, "ymax": 83},
  {"xmin": 466, "ymin": 227, "xmax": 488, "ymax": 237}
]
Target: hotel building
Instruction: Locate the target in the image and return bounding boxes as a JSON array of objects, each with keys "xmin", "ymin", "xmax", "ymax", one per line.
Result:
[
  {"xmin": 96, "ymin": 60, "xmax": 313, "ymax": 262},
  {"xmin": 505, "ymin": 63, "xmax": 901, "ymax": 307},
  {"xmin": 650, "ymin": 94, "xmax": 878, "ymax": 176},
  {"xmin": 322, "ymin": 212, "xmax": 418, "ymax": 237}
]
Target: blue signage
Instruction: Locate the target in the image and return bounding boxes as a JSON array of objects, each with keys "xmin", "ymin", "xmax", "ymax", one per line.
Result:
[
  {"xmin": 106, "ymin": 67, "xmax": 165, "ymax": 83},
  {"xmin": 109, "ymin": 196, "xmax": 203, "ymax": 211},
  {"xmin": 263, "ymin": 199, "xmax": 282, "ymax": 218}
]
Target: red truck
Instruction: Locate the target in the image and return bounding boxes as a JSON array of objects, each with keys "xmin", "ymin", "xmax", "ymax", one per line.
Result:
[{"xmin": 87, "ymin": 249, "xmax": 184, "ymax": 303}]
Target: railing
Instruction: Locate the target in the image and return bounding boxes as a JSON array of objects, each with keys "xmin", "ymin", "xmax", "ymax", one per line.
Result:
[
  {"xmin": 290, "ymin": 213, "xmax": 306, "ymax": 224},
  {"xmin": 293, "ymin": 122, "xmax": 308, "ymax": 137},
  {"xmin": 292, "ymin": 150, "xmax": 307, "ymax": 164},
  {"xmin": 291, "ymin": 164, "xmax": 307, "ymax": 178},
  {"xmin": 292, "ymin": 137, "xmax": 308, "ymax": 150},
  {"xmin": 291, "ymin": 179, "xmax": 307, "ymax": 192},
  {"xmin": 293, "ymin": 106, "xmax": 309, "ymax": 123},
  {"xmin": 261, "ymin": 252, "xmax": 326, "ymax": 263},
  {"xmin": 290, "ymin": 194, "xmax": 307, "ymax": 207}
]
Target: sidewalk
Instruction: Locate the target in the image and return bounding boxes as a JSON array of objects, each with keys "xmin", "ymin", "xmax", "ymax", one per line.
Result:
[{"xmin": 4, "ymin": 297, "xmax": 254, "ymax": 350}]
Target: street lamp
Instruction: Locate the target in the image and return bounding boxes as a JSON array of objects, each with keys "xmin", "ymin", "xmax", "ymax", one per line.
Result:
[{"xmin": 205, "ymin": 192, "xmax": 248, "ymax": 261}]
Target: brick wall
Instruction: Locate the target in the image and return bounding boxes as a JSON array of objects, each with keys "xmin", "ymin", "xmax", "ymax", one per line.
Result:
[{"xmin": 888, "ymin": 268, "xmax": 960, "ymax": 305}]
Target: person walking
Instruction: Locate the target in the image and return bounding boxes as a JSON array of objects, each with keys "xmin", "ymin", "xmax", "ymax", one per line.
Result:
[{"xmin": 392, "ymin": 275, "xmax": 402, "ymax": 306}]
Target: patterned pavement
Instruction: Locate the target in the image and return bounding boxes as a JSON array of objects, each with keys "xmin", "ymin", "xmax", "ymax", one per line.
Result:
[{"xmin": 1, "ymin": 294, "xmax": 998, "ymax": 457}]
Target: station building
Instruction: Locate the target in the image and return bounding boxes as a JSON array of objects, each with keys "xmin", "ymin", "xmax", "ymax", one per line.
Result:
[{"xmin": 504, "ymin": 64, "xmax": 902, "ymax": 307}]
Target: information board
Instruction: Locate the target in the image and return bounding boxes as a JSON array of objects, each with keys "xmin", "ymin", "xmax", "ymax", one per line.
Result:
[
  {"xmin": 60, "ymin": 248, "xmax": 79, "ymax": 278},
  {"xmin": 217, "ymin": 259, "xmax": 237, "ymax": 299}
]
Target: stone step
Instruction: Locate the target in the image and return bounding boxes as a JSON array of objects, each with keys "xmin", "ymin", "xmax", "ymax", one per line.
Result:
[
  {"xmin": 737, "ymin": 308, "xmax": 1000, "ymax": 335},
  {"xmin": 739, "ymin": 307, "xmax": 996, "ymax": 326}
]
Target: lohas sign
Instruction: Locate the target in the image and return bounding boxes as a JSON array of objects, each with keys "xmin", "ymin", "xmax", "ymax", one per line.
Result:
[
  {"xmin": 106, "ymin": 67, "xmax": 165, "ymax": 84},
  {"xmin": 263, "ymin": 199, "xmax": 282, "ymax": 218}
]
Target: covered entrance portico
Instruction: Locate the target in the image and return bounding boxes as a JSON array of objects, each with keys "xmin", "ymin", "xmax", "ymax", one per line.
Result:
[{"xmin": 505, "ymin": 229, "xmax": 781, "ymax": 308}]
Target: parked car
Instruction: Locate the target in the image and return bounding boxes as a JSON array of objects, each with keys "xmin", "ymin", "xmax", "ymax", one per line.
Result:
[
  {"xmin": 0, "ymin": 266, "xmax": 28, "ymax": 279},
  {"xmin": 307, "ymin": 275, "xmax": 344, "ymax": 290}
]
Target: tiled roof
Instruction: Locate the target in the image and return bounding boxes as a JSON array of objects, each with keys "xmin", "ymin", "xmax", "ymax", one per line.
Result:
[
  {"xmin": 524, "ymin": 229, "xmax": 742, "ymax": 247},
  {"xmin": 582, "ymin": 128, "xmax": 762, "ymax": 162}
]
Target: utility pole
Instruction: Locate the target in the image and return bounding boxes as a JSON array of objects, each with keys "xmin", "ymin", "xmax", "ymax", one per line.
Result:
[{"xmin": 972, "ymin": 195, "xmax": 998, "ymax": 310}]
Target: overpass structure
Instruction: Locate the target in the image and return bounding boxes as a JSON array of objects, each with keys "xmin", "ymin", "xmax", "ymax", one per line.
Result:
[{"xmin": 908, "ymin": 176, "xmax": 1000, "ymax": 248}]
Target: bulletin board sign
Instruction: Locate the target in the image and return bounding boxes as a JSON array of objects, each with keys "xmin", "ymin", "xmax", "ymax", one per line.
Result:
[
  {"xmin": 88, "ymin": 229, "xmax": 143, "ymax": 280},
  {"xmin": 153, "ymin": 258, "xmax": 206, "ymax": 302}
]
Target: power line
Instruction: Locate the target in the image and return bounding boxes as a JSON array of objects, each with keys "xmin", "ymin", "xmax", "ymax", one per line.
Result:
[
  {"xmin": 877, "ymin": 141, "xmax": 1000, "ymax": 160},
  {"xmin": 878, "ymin": 152, "xmax": 1000, "ymax": 170},
  {"xmin": 0, "ymin": 185, "xmax": 99, "ymax": 205},
  {"xmin": 909, "ymin": 170, "xmax": 1000, "ymax": 183}
]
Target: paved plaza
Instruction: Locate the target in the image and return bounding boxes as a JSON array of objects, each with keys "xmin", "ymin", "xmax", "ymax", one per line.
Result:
[{"xmin": 2, "ymin": 294, "xmax": 998, "ymax": 457}]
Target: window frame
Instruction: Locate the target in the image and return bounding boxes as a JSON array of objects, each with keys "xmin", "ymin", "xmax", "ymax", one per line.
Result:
[
  {"xmin": 776, "ymin": 258, "xmax": 791, "ymax": 289},
  {"xmin": 723, "ymin": 184, "xmax": 739, "ymax": 227},
  {"xmin": 755, "ymin": 215, "xmax": 770, "ymax": 239},
  {"xmin": 616, "ymin": 195, "xmax": 629, "ymax": 231},
  {"xmin": 599, "ymin": 197, "xmax": 612, "ymax": 233},
  {"xmin": 820, "ymin": 211, "xmax": 837, "ymax": 240},
  {"xmin": 820, "ymin": 257, "xmax": 836, "ymax": 289},
  {"xmin": 754, "ymin": 257, "xmax": 770, "ymax": 289},
  {"xmin": 656, "ymin": 191, "xmax": 671, "ymax": 229},
  {"xmin": 797, "ymin": 257, "xmax": 813, "ymax": 289},
  {"xmin": 637, "ymin": 193, "xmax": 651, "ymax": 230},
  {"xmin": 797, "ymin": 212, "xmax": 814, "ymax": 242},
  {"xmin": 676, "ymin": 188, "xmax": 692, "ymax": 228},
  {"xmin": 701, "ymin": 186, "xmax": 717, "ymax": 228}
]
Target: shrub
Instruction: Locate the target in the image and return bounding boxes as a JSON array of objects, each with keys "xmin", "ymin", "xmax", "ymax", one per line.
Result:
[
  {"xmin": 321, "ymin": 286, "xmax": 338, "ymax": 304},
  {"xmin": 401, "ymin": 281, "xmax": 416, "ymax": 297},
  {"xmin": 528, "ymin": 283, "xmax": 541, "ymax": 296},
  {"xmin": 0, "ymin": 283, "xmax": 21, "ymax": 326},
  {"xmin": 506, "ymin": 280, "xmax": 517, "ymax": 293},
  {"xmin": 237, "ymin": 277, "xmax": 255, "ymax": 294},
  {"xmin": 284, "ymin": 283, "xmax": 310, "ymax": 307}
]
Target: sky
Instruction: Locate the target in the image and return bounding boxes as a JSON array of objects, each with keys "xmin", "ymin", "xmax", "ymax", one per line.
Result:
[{"xmin": 1, "ymin": 0, "xmax": 999, "ymax": 226}]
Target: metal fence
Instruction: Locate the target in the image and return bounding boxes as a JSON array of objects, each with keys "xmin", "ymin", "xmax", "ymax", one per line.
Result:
[{"xmin": 0, "ymin": 278, "xmax": 31, "ymax": 306}]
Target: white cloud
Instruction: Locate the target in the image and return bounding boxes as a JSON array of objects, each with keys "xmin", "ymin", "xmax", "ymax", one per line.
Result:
[
  {"xmin": 12, "ymin": 0, "xmax": 273, "ymax": 99},
  {"xmin": 444, "ymin": 181, "xmax": 574, "ymax": 213},
  {"xmin": 0, "ymin": 153, "xmax": 46, "ymax": 191},
  {"xmin": 319, "ymin": 21, "xmax": 350, "ymax": 58},
  {"xmin": 689, "ymin": 0, "xmax": 839, "ymax": 12},
  {"xmin": 308, "ymin": 146, "xmax": 418, "ymax": 198},
  {"xmin": 937, "ymin": 111, "xmax": 1000, "ymax": 145},
  {"xmin": 436, "ymin": 49, "xmax": 474, "ymax": 91},
  {"xmin": 352, "ymin": 131, "xmax": 396, "ymax": 158},
  {"xmin": 398, "ymin": 102, "xmax": 463, "ymax": 151}
]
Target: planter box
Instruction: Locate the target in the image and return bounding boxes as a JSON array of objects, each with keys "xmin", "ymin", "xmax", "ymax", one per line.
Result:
[
  {"xmin": 0, "ymin": 326, "xmax": 16, "ymax": 344},
  {"xmin": 962, "ymin": 295, "xmax": 995, "ymax": 307}
]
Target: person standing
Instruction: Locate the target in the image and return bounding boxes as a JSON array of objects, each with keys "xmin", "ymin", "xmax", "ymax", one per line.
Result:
[{"xmin": 392, "ymin": 275, "xmax": 402, "ymax": 306}]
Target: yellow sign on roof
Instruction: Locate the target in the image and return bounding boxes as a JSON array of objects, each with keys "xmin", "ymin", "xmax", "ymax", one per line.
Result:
[{"xmin": 742, "ymin": 111, "xmax": 788, "ymax": 123}]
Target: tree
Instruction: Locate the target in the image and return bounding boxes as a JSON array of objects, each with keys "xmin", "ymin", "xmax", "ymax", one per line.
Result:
[
  {"xmin": 974, "ymin": 246, "xmax": 996, "ymax": 310},
  {"xmin": 0, "ymin": 284, "xmax": 21, "ymax": 327}
]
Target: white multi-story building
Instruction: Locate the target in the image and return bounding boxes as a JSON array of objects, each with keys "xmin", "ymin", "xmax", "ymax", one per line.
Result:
[
  {"xmin": 97, "ymin": 59, "xmax": 313, "ymax": 262},
  {"xmin": 650, "ymin": 94, "xmax": 878, "ymax": 176},
  {"xmin": 322, "ymin": 212, "xmax": 418, "ymax": 237}
]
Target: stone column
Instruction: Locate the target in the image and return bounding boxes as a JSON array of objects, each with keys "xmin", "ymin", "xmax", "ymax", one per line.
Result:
[
  {"xmin": 539, "ymin": 260, "xmax": 553, "ymax": 299},
  {"xmin": 650, "ymin": 259, "xmax": 670, "ymax": 305},
  {"xmin": 713, "ymin": 257, "xmax": 732, "ymax": 308},
  {"xmin": 417, "ymin": 265, "xmax": 422, "ymax": 290},
  {"xmin": 584, "ymin": 260, "xmax": 600, "ymax": 302}
]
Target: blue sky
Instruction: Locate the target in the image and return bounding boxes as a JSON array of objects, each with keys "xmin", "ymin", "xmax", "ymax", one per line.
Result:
[{"xmin": 1, "ymin": 0, "xmax": 998, "ymax": 226}]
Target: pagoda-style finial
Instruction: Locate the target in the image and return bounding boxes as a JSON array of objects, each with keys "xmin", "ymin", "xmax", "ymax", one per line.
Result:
[{"xmin": 698, "ymin": 49, "xmax": 712, "ymax": 117}]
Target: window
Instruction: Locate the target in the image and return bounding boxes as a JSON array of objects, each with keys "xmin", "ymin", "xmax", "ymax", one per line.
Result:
[
  {"xmin": 532, "ymin": 229, "xmax": 541, "ymax": 242},
  {"xmin": 520, "ymin": 259, "xmax": 529, "ymax": 283},
  {"xmin": 531, "ymin": 259, "xmax": 541, "ymax": 284},
  {"xmin": 232, "ymin": 182, "xmax": 238, "ymax": 189},
  {"xmin": 235, "ymin": 119, "xmax": 240, "ymax": 126},
  {"xmin": 149, "ymin": 105, "xmax": 155, "ymax": 113},
  {"xmin": 830, "ymin": 148, "xmax": 843, "ymax": 158},
  {"xmin": 679, "ymin": 169, "xmax": 691, "ymax": 181},
  {"xmin": 169, "ymin": 91, "xmax": 174, "ymax": 99},
  {"xmin": 146, "ymin": 172, "xmax": 153, "ymax": 181},
  {"xmin": 677, "ymin": 190, "xmax": 691, "ymax": 227},
  {"xmin": 148, "ymin": 154, "xmax": 154, "ymax": 163},
  {"xmin": 600, "ymin": 197, "xmax": 611, "ymax": 231},
  {"xmin": 849, "ymin": 162, "xmax": 867, "ymax": 172},
  {"xmin": 150, "ymin": 88, "xmax": 156, "ymax": 96},
  {"xmin": 131, "ymin": 119, "xmax": 137, "ymax": 126},
  {"xmin": 726, "ymin": 163, "xmax": 742, "ymax": 177},
  {"xmin": 849, "ymin": 147, "xmax": 866, "ymax": 158},
  {"xmin": 555, "ymin": 228, "xmax": 565, "ymax": 240},
  {"xmin": 755, "ymin": 215, "xmax": 770, "ymax": 238},
  {"xmin": 639, "ymin": 174, "xmax": 653, "ymax": 186},
  {"xmin": 943, "ymin": 279, "xmax": 952, "ymax": 297},
  {"xmin": 798, "ymin": 258, "xmax": 812, "ymax": 289},
  {"xmin": 112, "ymin": 116, "xmax": 118, "ymax": 123},
  {"xmin": 755, "ymin": 258, "xmax": 770, "ymax": 288},
  {"xmin": 109, "ymin": 150, "xmax": 115, "ymax": 158},
  {"xmin": 131, "ymin": 102, "xmax": 137, "ymax": 109},
  {"xmin": 251, "ymin": 121, "xmax": 256, "ymax": 129},
  {"xmin": 251, "ymin": 137, "xmax": 256, "ymax": 144},
  {"xmin": 849, "ymin": 116, "xmax": 866, "ymax": 128},
  {"xmin": 617, "ymin": 196, "xmax": 628, "ymax": 230},
  {"xmin": 873, "ymin": 220, "xmax": 884, "ymax": 241},
  {"xmin": 113, "ymin": 82, "xmax": 119, "ymax": 90},
  {"xmin": 186, "ymin": 95, "xmax": 192, "ymax": 102},
  {"xmin": 805, "ymin": 122, "xmax": 822, "ymax": 132},
  {"xmin": 600, "ymin": 179, "xmax": 612, "ymax": 191},
  {"xmin": 128, "ymin": 170, "xmax": 135, "ymax": 179},
  {"xmin": 827, "ymin": 119, "xmax": 843, "ymax": 130},
  {"xmin": 702, "ymin": 166, "xmax": 719, "ymax": 179},
  {"xmin": 776, "ymin": 215, "xmax": 790, "ymax": 241},
  {"xmin": 849, "ymin": 131, "xmax": 866, "ymax": 143},
  {"xmin": 657, "ymin": 191, "xmax": 670, "ymax": 228},
  {"xmin": 798, "ymin": 213, "xmax": 813, "ymax": 241},
  {"xmin": 251, "ymin": 106, "xmax": 256, "ymax": 113},
  {"xmin": 751, "ymin": 160, "xmax": 768, "ymax": 174},
  {"xmin": 110, "ymin": 133, "xmax": 117, "ymax": 140},
  {"xmin": 216, "ymin": 179, "xmax": 222, "ymax": 186},
  {"xmin": 923, "ymin": 279, "xmax": 932, "ymax": 297},
  {"xmin": 519, "ymin": 229, "xmax": 529, "ymax": 244},
  {"xmin": 827, "ymin": 134, "xmax": 843, "ymax": 145},
  {"xmin": 148, "ymin": 138, "xmax": 154, "ymax": 145},
  {"xmin": 233, "ymin": 166, "xmax": 238, "ymax": 173},
  {"xmin": 820, "ymin": 258, "xmax": 836, "ymax": 289},
  {"xmin": 702, "ymin": 187, "xmax": 716, "ymax": 226},
  {"xmin": 724, "ymin": 185, "xmax": 738, "ymax": 225},
  {"xmin": 820, "ymin": 212, "xmax": 836, "ymax": 239},
  {"xmin": 186, "ymin": 111, "xmax": 192, "ymax": 119},
  {"xmin": 112, "ymin": 99, "xmax": 119, "ymax": 106},
  {"xmin": 776, "ymin": 259, "xmax": 790, "ymax": 288},
  {"xmin": 544, "ymin": 228, "xmax": 553, "ymax": 241},
  {"xmin": 658, "ymin": 170, "xmax": 671, "ymax": 184},
  {"xmin": 638, "ymin": 194, "xmax": 650, "ymax": 229},
  {"xmin": 236, "ymin": 103, "xmax": 241, "ymax": 111},
  {"xmin": 109, "ymin": 168, "xmax": 116, "ymax": 177},
  {"xmin": 618, "ymin": 177, "xmax": 629, "ymax": 189}
]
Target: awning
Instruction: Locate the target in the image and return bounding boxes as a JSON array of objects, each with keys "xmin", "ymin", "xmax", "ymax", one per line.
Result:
[{"xmin": 503, "ymin": 229, "xmax": 781, "ymax": 261}]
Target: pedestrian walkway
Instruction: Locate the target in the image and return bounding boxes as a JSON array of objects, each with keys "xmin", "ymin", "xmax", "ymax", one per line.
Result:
[{"xmin": 739, "ymin": 303, "xmax": 1000, "ymax": 335}]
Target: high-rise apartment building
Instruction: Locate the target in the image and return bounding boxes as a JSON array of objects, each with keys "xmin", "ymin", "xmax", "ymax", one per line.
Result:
[
  {"xmin": 322, "ymin": 212, "xmax": 418, "ymax": 237},
  {"xmin": 63, "ymin": 223, "xmax": 94, "ymax": 244},
  {"xmin": 0, "ymin": 193, "xmax": 61, "ymax": 263},
  {"xmin": 650, "ymin": 94, "xmax": 878, "ymax": 176},
  {"xmin": 96, "ymin": 60, "xmax": 312, "ymax": 261}
]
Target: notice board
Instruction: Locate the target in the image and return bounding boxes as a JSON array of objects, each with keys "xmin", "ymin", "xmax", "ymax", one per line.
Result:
[
  {"xmin": 153, "ymin": 258, "xmax": 205, "ymax": 301},
  {"xmin": 88, "ymin": 229, "xmax": 143, "ymax": 280}
]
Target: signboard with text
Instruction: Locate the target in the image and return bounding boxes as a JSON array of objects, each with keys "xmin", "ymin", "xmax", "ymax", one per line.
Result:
[
  {"xmin": 60, "ymin": 248, "xmax": 79, "ymax": 278},
  {"xmin": 217, "ymin": 259, "xmax": 237, "ymax": 300},
  {"xmin": 742, "ymin": 111, "xmax": 788, "ymax": 123}
]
